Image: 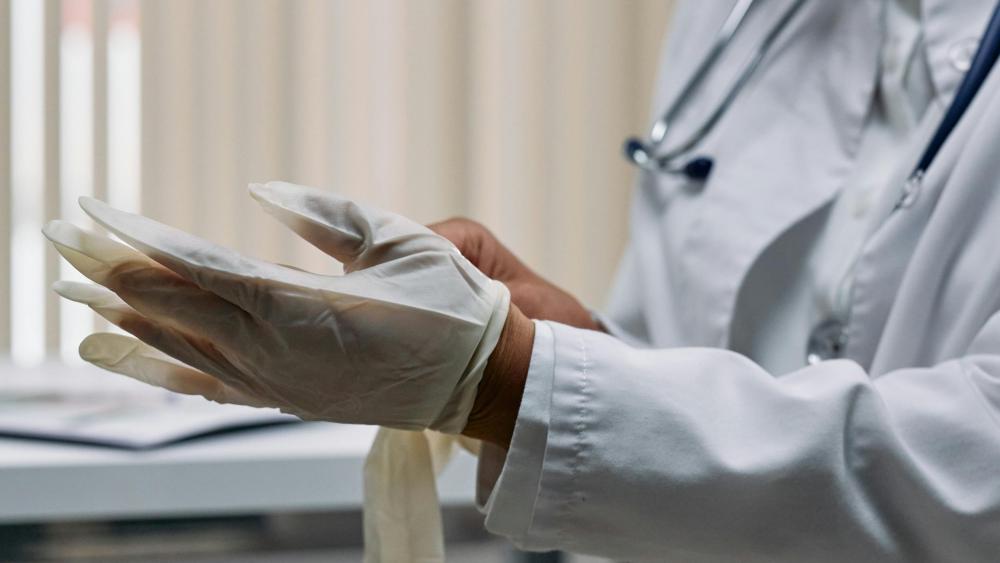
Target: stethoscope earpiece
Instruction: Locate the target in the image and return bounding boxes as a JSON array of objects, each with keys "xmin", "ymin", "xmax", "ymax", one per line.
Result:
[{"xmin": 623, "ymin": 137, "xmax": 653, "ymax": 168}]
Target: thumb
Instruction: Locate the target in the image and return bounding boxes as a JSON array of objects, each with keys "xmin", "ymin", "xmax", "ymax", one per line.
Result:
[{"xmin": 249, "ymin": 181, "xmax": 453, "ymax": 271}]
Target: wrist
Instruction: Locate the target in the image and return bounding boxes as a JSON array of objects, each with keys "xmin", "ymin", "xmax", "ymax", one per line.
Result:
[{"xmin": 463, "ymin": 305, "xmax": 534, "ymax": 449}]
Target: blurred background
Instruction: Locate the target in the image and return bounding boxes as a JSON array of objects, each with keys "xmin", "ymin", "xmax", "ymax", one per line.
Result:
[{"xmin": 0, "ymin": 0, "xmax": 672, "ymax": 561}]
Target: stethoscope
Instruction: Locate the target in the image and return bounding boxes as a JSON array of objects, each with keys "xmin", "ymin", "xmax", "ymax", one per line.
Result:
[
  {"xmin": 623, "ymin": 0, "xmax": 1000, "ymax": 189},
  {"xmin": 624, "ymin": 0, "xmax": 1000, "ymax": 364}
]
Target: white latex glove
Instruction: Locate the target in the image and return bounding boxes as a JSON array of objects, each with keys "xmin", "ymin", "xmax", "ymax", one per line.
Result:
[
  {"xmin": 42, "ymin": 181, "xmax": 511, "ymax": 434},
  {"xmin": 363, "ymin": 428, "xmax": 481, "ymax": 563},
  {"xmin": 44, "ymin": 182, "xmax": 512, "ymax": 563}
]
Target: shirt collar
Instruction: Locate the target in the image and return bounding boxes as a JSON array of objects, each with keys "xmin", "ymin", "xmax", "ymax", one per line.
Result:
[{"xmin": 921, "ymin": 0, "xmax": 999, "ymax": 99}]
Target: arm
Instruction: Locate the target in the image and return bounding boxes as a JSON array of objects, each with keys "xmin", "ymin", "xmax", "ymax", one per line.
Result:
[
  {"xmin": 437, "ymin": 219, "xmax": 1000, "ymax": 561},
  {"xmin": 470, "ymin": 315, "xmax": 1000, "ymax": 561}
]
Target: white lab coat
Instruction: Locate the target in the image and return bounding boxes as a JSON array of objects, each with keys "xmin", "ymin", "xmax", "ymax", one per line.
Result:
[{"xmin": 484, "ymin": 0, "xmax": 1000, "ymax": 561}]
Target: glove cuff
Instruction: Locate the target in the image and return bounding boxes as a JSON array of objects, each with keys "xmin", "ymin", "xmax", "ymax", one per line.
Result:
[{"xmin": 427, "ymin": 280, "xmax": 511, "ymax": 434}]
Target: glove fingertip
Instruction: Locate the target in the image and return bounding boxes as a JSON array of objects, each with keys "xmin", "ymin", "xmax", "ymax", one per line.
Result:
[
  {"xmin": 53, "ymin": 282, "xmax": 128, "ymax": 322},
  {"xmin": 250, "ymin": 181, "xmax": 352, "ymax": 215},
  {"xmin": 77, "ymin": 196, "xmax": 109, "ymax": 221},
  {"xmin": 249, "ymin": 180, "xmax": 309, "ymax": 203},
  {"xmin": 53, "ymin": 280, "xmax": 111, "ymax": 305},
  {"xmin": 41, "ymin": 219, "xmax": 83, "ymax": 248},
  {"xmin": 78, "ymin": 196, "xmax": 134, "ymax": 242},
  {"xmin": 247, "ymin": 181, "xmax": 271, "ymax": 202},
  {"xmin": 78, "ymin": 197, "xmax": 167, "ymax": 259},
  {"xmin": 51, "ymin": 279, "xmax": 81, "ymax": 297},
  {"xmin": 79, "ymin": 332, "xmax": 139, "ymax": 367},
  {"xmin": 41, "ymin": 219, "xmax": 65, "ymax": 240}
]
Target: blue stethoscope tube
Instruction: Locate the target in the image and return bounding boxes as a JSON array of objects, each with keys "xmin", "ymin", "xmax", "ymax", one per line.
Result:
[
  {"xmin": 625, "ymin": 0, "xmax": 1000, "ymax": 186},
  {"xmin": 914, "ymin": 1, "xmax": 1000, "ymax": 177}
]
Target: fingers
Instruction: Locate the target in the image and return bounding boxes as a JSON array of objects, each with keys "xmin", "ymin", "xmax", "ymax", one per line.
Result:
[
  {"xmin": 110, "ymin": 266, "xmax": 260, "ymax": 351},
  {"xmin": 42, "ymin": 220, "xmax": 161, "ymax": 285},
  {"xmin": 79, "ymin": 333, "xmax": 262, "ymax": 406},
  {"xmin": 427, "ymin": 218, "xmax": 529, "ymax": 283},
  {"xmin": 54, "ymin": 280, "xmax": 217, "ymax": 376},
  {"xmin": 77, "ymin": 196, "xmax": 308, "ymax": 318},
  {"xmin": 109, "ymin": 310, "xmax": 266, "ymax": 401},
  {"xmin": 52, "ymin": 280, "xmax": 135, "ymax": 325},
  {"xmin": 249, "ymin": 181, "xmax": 454, "ymax": 271},
  {"xmin": 43, "ymin": 223, "xmax": 251, "ymax": 344},
  {"xmin": 53, "ymin": 273, "xmax": 257, "ymax": 364}
]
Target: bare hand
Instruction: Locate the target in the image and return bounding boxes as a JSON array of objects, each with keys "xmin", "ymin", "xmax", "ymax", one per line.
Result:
[{"xmin": 428, "ymin": 218, "xmax": 600, "ymax": 331}]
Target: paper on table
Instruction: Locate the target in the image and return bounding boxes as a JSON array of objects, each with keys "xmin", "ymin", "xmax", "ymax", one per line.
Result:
[{"xmin": 0, "ymin": 388, "xmax": 297, "ymax": 450}]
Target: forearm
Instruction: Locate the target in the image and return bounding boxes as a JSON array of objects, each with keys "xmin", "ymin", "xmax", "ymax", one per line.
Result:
[{"xmin": 483, "ymin": 321, "xmax": 1000, "ymax": 561}]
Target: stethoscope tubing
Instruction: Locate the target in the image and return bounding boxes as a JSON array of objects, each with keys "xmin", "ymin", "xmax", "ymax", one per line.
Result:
[
  {"xmin": 648, "ymin": 0, "xmax": 757, "ymax": 145},
  {"xmin": 654, "ymin": 0, "xmax": 808, "ymax": 164},
  {"xmin": 626, "ymin": 0, "xmax": 1000, "ymax": 187},
  {"xmin": 624, "ymin": 0, "xmax": 808, "ymax": 177},
  {"xmin": 912, "ymin": 0, "xmax": 1000, "ymax": 178}
]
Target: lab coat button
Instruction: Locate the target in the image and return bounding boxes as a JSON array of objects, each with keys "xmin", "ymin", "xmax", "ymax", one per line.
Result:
[
  {"xmin": 949, "ymin": 38, "xmax": 980, "ymax": 72},
  {"xmin": 806, "ymin": 318, "xmax": 847, "ymax": 365}
]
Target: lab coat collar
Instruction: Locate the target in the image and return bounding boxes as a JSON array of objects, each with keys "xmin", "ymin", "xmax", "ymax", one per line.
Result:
[{"xmin": 921, "ymin": 0, "xmax": 999, "ymax": 100}]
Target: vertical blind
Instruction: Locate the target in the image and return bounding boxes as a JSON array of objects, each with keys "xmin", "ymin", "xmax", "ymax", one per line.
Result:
[{"xmin": 1, "ymin": 0, "xmax": 673, "ymax": 366}]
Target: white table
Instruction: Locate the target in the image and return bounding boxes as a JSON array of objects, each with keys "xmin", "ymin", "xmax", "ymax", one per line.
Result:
[
  {"xmin": 0, "ymin": 362, "xmax": 478, "ymax": 524},
  {"xmin": 0, "ymin": 422, "xmax": 478, "ymax": 524}
]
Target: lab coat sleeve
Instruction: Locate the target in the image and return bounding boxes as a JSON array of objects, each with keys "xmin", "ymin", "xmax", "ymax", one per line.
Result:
[
  {"xmin": 481, "ymin": 321, "xmax": 554, "ymax": 538},
  {"xmin": 484, "ymin": 318, "xmax": 1000, "ymax": 562}
]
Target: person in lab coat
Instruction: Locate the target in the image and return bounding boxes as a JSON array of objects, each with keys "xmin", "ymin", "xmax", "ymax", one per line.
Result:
[
  {"xmin": 42, "ymin": 0, "xmax": 1000, "ymax": 561},
  {"xmin": 435, "ymin": 0, "xmax": 1000, "ymax": 560}
]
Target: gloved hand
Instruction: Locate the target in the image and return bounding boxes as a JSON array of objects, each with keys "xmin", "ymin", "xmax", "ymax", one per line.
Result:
[{"xmin": 42, "ymin": 181, "xmax": 512, "ymax": 434}]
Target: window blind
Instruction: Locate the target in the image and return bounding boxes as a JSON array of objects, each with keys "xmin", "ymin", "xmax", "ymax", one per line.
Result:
[{"xmin": 1, "ymin": 0, "xmax": 672, "ymax": 366}]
